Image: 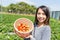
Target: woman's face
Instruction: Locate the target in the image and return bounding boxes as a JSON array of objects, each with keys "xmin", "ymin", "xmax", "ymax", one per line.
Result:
[{"xmin": 37, "ymin": 8, "xmax": 46, "ymax": 23}]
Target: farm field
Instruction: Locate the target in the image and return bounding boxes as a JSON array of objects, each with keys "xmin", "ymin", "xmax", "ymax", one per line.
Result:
[{"xmin": 0, "ymin": 12, "xmax": 60, "ymax": 40}]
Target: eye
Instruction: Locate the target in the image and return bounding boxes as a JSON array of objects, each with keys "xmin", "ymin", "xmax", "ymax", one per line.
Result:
[
  {"xmin": 42, "ymin": 13, "xmax": 45, "ymax": 15},
  {"xmin": 37, "ymin": 13, "xmax": 41, "ymax": 15}
]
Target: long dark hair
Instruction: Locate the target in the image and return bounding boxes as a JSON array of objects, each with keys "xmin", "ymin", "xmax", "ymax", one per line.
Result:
[{"xmin": 34, "ymin": 5, "xmax": 50, "ymax": 25}]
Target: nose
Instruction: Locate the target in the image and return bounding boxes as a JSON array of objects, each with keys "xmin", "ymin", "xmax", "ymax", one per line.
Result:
[{"xmin": 39, "ymin": 14, "xmax": 43, "ymax": 17}]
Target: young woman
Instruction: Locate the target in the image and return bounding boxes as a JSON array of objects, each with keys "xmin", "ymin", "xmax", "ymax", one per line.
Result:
[{"xmin": 15, "ymin": 5, "xmax": 51, "ymax": 40}]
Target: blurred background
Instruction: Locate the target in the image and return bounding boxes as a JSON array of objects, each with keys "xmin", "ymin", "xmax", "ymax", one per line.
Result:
[{"xmin": 0, "ymin": 0, "xmax": 60, "ymax": 40}]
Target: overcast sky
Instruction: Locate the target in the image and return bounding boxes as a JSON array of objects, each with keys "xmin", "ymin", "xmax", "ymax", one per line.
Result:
[{"xmin": 0, "ymin": 0, "xmax": 60, "ymax": 11}]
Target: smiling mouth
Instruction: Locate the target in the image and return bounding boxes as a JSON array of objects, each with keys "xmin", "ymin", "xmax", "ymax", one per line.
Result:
[{"xmin": 38, "ymin": 18, "xmax": 44, "ymax": 21}]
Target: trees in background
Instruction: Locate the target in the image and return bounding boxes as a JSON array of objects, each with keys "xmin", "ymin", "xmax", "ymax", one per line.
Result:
[{"xmin": 1, "ymin": 2, "xmax": 36, "ymax": 14}]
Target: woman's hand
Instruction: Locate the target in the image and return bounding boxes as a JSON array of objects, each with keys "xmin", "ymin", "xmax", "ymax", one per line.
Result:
[{"xmin": 14, "ymin": 30, "xmax": 30, "ymax": 38}]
